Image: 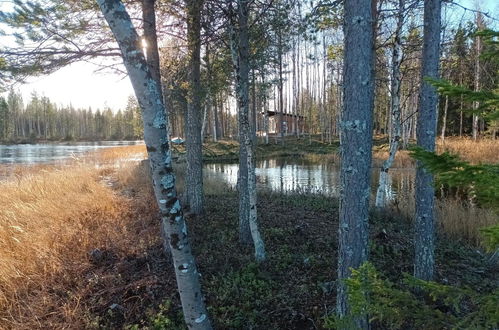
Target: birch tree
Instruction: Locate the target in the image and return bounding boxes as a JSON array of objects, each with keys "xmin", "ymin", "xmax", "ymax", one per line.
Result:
[
  {"xmin": 414, "ymin": 0, "xmax": 441, "ymax": 281},
  {"xmin": 472, "ymin": 12, "xmax": 483, "ymax": 141},
  {"xmin": 228, "ymin": 0, "xmax": 266, "ymax": 262},
  {"xmin": 336, "ymin": 0, "xmax": 375, "ymax": 323},
  {"xmin": 96, "ymin": 0, "xmax": 211, "ymax": 328},
  {"xmin": 375, "ymin": 0, "xmax": 404, "ymax": 208}
]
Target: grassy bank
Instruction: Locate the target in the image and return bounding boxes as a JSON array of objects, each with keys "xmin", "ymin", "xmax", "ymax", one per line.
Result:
[
  {"xmin": 176, "ymin": 136, "xmax": 499, "ymax": 166},
  {"xmin": 0, "ymin": 146, "xmax": 497, "ymax": 329},
  {"xmin": 172, "ymin": 137, "xmax": 339, "ymax": 162}
]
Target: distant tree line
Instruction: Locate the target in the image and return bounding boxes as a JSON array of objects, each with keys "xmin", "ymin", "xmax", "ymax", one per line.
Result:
[{"xmin": 0, "ymin": 91, "xmax": 143, "ymax": 142}]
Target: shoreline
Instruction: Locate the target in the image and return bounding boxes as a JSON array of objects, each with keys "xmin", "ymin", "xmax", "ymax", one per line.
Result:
[{"xmin": 0, "ymin": 139, "xmax": 144, "ymax": 145}]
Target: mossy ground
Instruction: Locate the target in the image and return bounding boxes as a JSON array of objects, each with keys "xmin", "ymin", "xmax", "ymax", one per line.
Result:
[{"xmin": 92, "ymin": 161, "xmax": 496, "ymax": 329}]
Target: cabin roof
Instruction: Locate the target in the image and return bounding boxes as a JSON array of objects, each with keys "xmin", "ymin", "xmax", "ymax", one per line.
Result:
[{"xmin": 262, "ymin": 110, "xmax": 305, "ymax": 118}]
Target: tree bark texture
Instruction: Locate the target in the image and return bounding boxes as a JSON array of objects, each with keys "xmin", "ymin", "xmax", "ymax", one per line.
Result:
[
  {"xmin": 375, "ymin": 0, "xmax": 404, "ymax": 208},
  {"xmin": 278, "ymin": 31, "xmax": 285, "ymax": 142},
  {"xmin": 142, "ymin": 0, "xmax": 163, "ymax": 105},
  {"xmin": 96, "ymin": 1, "xmax": 211, "ymax": 328},
  {"xmin": 205, "ymin": 44, "xmax": 218, "ymax": 142},
  {"xmin": 472, "ymin": 15, "xmax": 482, "ymax": 141},
  {"xmin": 336, "ymin": 0, "xmax": 375, "ymax": 322},
  {"xmin": 414, "ymin": 0, "xmax": 441, "ymax": 281},
  {"xmin": 440, "ymin": 95, "xmax": 448, "ymax": 141},
  {"xmin": 229, "ymin": 0, "xmax": 266, "ymax": 262},
  {"xmin": 185, "ymin": 0, "xmax": 204, "ymax": 214}
]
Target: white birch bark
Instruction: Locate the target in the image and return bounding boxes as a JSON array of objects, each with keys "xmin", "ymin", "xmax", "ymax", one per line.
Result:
[
  {"xmin": 375, "ymin": 0, "xmax": 404, "ymax": 208},
  {"xmin": 440, "ymin": 95, "xmax": 448, "ymax": 141},
  {"xmin": 472, "ymin": 14, "xmax": 482, "ymax": 141},
  {"xmin": 201, "ymin": 104, "xmax": 208, "ymax": 138},
  {"xmin": 229, "ymin": 0, "xmax": 265, "ymax": 262},
  {"xmin": 261, "ymin": 70, "xmax": 270, "ymax": 145},
  {"xmin": 96, "ymin": 1, "xmax": 211, "ymax": 328}
]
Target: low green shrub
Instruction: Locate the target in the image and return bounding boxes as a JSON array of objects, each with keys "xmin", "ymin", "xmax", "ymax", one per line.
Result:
[{"xmin": 324, "ymin": 262, "xmax": 498, "ymax": 329}]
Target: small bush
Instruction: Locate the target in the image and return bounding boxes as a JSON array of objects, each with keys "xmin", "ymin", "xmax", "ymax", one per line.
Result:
[{"xmin": 324, "ymin": 262, "xmax": 499, "ymax": 329}]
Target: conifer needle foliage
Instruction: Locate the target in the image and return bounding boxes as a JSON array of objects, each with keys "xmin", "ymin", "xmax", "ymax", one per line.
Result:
[{"xmin": 410, "ymin": 147, "xmax": 499, "ymax": 250}]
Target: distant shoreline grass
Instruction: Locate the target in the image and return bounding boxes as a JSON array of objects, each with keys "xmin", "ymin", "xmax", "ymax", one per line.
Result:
[
  {"xmin": 171, "ymin": 135, "xmax": 499, "ymax": 165},
  {"xmin": 1, "ymin": 135, "xmax": 496, "ymax": 165},
  {"xmin": 170, "ymin": 136, "xmax": 340, "ymax": 163},
  {"xmin": 0, "ymin": 138, "xmax": 144, "ymax": 145}
]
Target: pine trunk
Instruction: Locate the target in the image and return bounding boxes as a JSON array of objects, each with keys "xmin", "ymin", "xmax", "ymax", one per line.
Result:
[
  {"xmin": 414, "ymin": 0, "xmax": 441, "ymax": 281},
  {"xmin": 336, "ymin": 0, "xmax": 375, "ymax": 323},
  {"xmin": 185, "ymin": 0, "xmax": 204, "ymax": 214},
  {"xmin": 142, "ymin": 0, "xmax": 162, "ymax": 94}
]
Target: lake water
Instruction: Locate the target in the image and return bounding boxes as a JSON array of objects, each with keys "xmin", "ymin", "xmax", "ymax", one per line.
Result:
[
  {"xmin": 204, "ymin": 158, "xmax": 415, "ymax": 201},
  {"xmin": 0, "ymin": 141, "xmax": 144, "ymax": 164},
  {"xmin": 0, "ymin": 143, "xmax": 415, "ymax": 202}
]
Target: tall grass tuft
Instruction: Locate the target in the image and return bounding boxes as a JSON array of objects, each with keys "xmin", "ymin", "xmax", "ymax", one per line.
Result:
[{"xmin": 0, "ymin": 146, "xmax": 158, "ymax": 329}]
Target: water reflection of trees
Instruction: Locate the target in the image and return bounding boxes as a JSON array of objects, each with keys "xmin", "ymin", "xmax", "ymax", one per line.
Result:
[{"xmin": 205, "ymin": 159, "xmax": 416, "ymax": 201}]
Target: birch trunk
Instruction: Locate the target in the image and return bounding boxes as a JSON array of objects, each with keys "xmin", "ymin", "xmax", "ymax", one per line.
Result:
[
  {"xmin": 472, "ymin": 16, "xmax": 482, "ymax": 141},
  {"xmin": 96, "ymin": 1, "xmax": 211, "ymax": 328},
  {"xmin": 251, "ymin": 68, "xmax": 257, "ymax": 142},
  {"xmin": 278, "ymin": 31, "xmax": 284, "ymax": 143},
  {"xmin": 336, "ymin": 0, "xmax": 375, "ymax": 323},
  {"xmin": 292, "ymin": 40, "xmax": 297, "ymax": 135},
  {"xmin": 205, "ymin": 43, "xmax": 216, "ymax": 142},
  {"xmin": 375, "ymin": 0, "xmax": 404, "ymax": 209},
  {"xmin": 296, "ymin": 33, "xmax": 302, "ymax": 137},
  {"xmin": 414, "ymin": 0, "xmax": 441, "ymax": 281},
  {"xmin": 213, "ymin": 96, "xmax": 219, "ymax": 142},
  {"xmin": 440, "ymin": 95, "xmax": 448, "ymax": 141},
  {"xmin": 185, "ymin": 0, "xmax": 204, "ymax": 214},
  {"xmin": 262, "ymin": 70, "xmax": 270, "ymax": 145},
  {"xmin": 229, "ymin": 0, "xmax": 265, "ymax": 261},
  {"xmin": 200, "ymin": 104, "xmax": 208, "ymax": 139}
]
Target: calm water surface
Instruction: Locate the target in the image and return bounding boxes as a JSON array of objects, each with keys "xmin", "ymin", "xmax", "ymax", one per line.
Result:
[
  {"xmin": 0, "ymin": 141, "xmax": 144, "ymax": 164},
  {"xmin": 0, "ymin": 143, "xmax": 415, "ymax": 202},
  {"xmin": 204, "ymin": 158, "xmax": 415, "ymax": 201}
]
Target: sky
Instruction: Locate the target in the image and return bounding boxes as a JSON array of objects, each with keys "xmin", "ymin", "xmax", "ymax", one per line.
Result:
[
  {"xmin": 0, "ymin": 0, "xmax": 498, "ymax": 111},
  {"xmin": 12, "ymin": 62, "xmax": 134, "ymax": 111}
]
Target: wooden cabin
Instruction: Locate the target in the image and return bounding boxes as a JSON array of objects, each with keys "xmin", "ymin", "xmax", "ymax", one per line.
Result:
[{"xmin": 258, "ymin": 111, "xmax": 307, "ymax": 136}]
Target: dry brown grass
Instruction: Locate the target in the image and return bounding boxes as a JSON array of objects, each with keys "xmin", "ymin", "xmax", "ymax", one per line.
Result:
[
  {"xmin": 0, "ymin": 146, "xmax": 159, "ymax": 329},
  {"xmin": 391, "ymin": 194, "xmax": 497, "ymax": 248},
  {"xmin": 436, "ymin": 199, "xmax": 498, "ymax": 247},
  {"xmin": 82, "ymin": 144, "xmax": 147, "ymax": 165},
  {"xmin": 437, "ymin": 137, "xmax": 499, "ymax": 164},
  {"xmin": 0, "ymin": 166, "xmax": 114, "ymax": 327},
  {"xmin": 0, "ymin": 144, "xmax": 231, "ymax": 329},
  {"xmin": 372, "ymin": 137, "xmax": 499, "ymax": 168}
]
